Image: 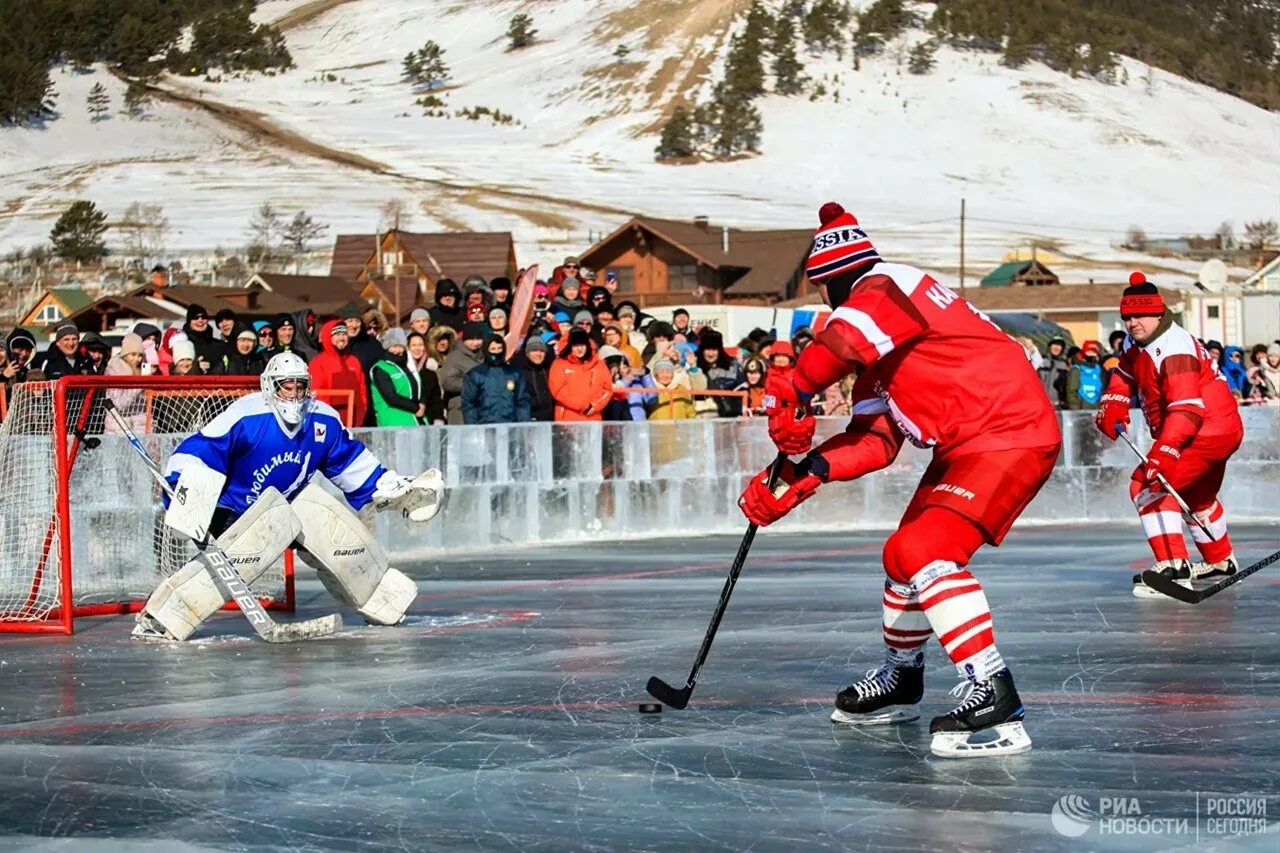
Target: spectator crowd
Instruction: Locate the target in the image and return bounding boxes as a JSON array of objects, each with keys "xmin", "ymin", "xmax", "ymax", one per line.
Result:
[{"xmin": 3, "ymin": 260, "xmax": 1280, "ymax": 429}]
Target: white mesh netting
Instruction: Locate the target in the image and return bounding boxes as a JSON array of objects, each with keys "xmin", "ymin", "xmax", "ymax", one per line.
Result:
[{"xmin": 0, "ymin": 380, "xmax": 288, "ymax": 627}]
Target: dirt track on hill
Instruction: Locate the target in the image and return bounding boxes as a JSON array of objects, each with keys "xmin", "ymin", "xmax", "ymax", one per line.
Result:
[{"xmin": 272, "ymin": 0, "xmax": 361, "ymax": 31}]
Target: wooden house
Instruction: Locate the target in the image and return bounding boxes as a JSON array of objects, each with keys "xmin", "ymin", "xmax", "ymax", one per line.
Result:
[
  {"xmin": 329, "ymin": 230, "xmax": 517, "ymax": 319},
  {"xmin": 577, "ymin": 216, "xmax": 814, "ymax": 306},
  {"xmin": 21, "ymin": 287, "xmax": 97, "ymax": 332},
  {"xmin": 980, "ymin": 259, "xmax": 1060, "ymax": 288}
]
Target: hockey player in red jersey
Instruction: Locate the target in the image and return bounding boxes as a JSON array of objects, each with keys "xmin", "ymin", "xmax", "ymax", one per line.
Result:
[
  {"xmin": 1095, "ymin": 272, "xmax": 1244, "ymax": 598},
  {"xmin": 738, "ymin": 203, "xmax": 1061, "ymax": 757}
]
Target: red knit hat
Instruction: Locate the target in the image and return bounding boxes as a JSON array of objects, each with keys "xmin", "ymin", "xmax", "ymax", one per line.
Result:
[
  {"xmin": 1119, "ymin": 271, "xmax": 1165, "ymax": 318},
  {"xmin": 806, "ymin": 203, "xmax": 881, "ymax": 283}
]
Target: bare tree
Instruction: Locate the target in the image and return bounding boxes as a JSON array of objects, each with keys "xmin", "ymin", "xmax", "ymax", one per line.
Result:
[
  {"xmin": 1125, "ymin": 225, "xmax": 1147, "ymax": 250},
  {"xmin": 378, "ymin": 198, "xmax": 412, "ymax": 232},
  {"xmin": 1243, "ymin": 219, "xmax": 1278, "ymax": 250},
  {"xmin": 118, "ymin": 201, "xmax": 170, "ymax": 266},
  {"xmin": 246, "ymin": 202, "xmax": 284, "ymax": 269}
]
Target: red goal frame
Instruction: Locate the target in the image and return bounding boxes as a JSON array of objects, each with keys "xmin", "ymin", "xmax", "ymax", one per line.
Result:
[{"xmin": 0, "ymin": 375, "xmax": 296, "ymax": 635}]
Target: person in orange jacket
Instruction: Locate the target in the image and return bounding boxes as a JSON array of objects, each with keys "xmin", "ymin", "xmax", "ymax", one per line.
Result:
[
  {"xmin": 548, "ymin": 327, "xmax": 612, "ymax": 421},
  {"xmin": 308, "ymin": 319, "xmax": 369, "ymax": 426}
]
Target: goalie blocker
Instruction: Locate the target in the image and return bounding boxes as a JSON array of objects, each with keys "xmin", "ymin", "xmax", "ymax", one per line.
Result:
[{"xmin": 134, "ymin": 352, "xmax": 445, "ymax": 642}]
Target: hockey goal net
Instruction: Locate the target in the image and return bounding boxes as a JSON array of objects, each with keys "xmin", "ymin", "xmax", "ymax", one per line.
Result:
[{"xmin": 0, "ymin": 375, "xmax": 294, "ymax": 634}]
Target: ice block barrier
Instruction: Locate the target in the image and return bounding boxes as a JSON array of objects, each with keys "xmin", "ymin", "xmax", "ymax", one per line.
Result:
[{"xmin": 354, "ymin": 411, "xmax": 1280, "ymax": 560}]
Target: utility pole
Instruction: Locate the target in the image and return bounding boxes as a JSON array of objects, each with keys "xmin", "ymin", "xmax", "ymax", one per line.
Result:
[
  {"xmin": 959, "ymin": 197, "xmax": 966, "ymax": 290},
  {"xmin": 392, "ymin": 211, "xmax": 401, "ymax": 329}
]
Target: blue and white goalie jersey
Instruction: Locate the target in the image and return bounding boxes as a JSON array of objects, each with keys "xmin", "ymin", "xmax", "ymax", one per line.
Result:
[{"xmin": 164, "ymin": 395, "xmax": 386, "ymax": 514}]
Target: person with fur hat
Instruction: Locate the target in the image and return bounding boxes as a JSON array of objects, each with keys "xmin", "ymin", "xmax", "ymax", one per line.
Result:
[
  {"xmin": 739, "ymin": 201, "xmax": 1063, "ymax": 757},
  {"xmin": 548, "ymin": 327, "xmax": 611, "ymax": 421},
  {"xmin": 1064, "ymin": 340, "xmax": 1104, "ymax": 410},
  {"xmin": 439, "ymin": 321, "xmax": 487, "ymax": 425},
  {"xmin": 308, "ymin": 320, "xmax": 369, "ymax": 426},
  {"xmin": 697, "ymin": 328, "xmax": 745, "ymax": 417},
  {"xmin": 426, "ymin": 324, "xmax": 456, "ymax": 372},
  {"xmin": 1096, "ymin": 271, "xmax": 1245, "ymax": 595},
  {"xmin": 489, "ymin": 277, "xmax": 514, "ymax": 313}
]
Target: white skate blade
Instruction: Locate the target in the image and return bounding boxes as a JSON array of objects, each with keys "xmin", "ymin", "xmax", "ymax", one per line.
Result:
[
  {"xmin": 130, "ymin": 616, "xmax": 177, "ymax": 643},
  {"xmin": 830, "ymin": 705, "xmax": 920, "ymax": 725},
  {"xmin": 1133, "ymin": 579, "xmax": 1191, "ymax": 599},
  {"xmin": 930, "ymin": 721, "xmax": 1032, "ymax": 758}
]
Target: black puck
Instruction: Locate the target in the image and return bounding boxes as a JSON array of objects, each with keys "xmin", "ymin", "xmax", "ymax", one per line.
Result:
[{"xmin": 638, "ymin": 702, "xmax": 662, "ymax": 714}]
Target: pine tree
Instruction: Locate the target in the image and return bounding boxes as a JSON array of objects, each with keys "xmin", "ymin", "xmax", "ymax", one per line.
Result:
[
  {"xmin": 907, "ymin": 40, "xmax": 936, "ymax": 75},
  {"xmin": 50, "ymin": 201, "xmax": 109, "ymax": 263},
  {"xmin": 282, "ymin": 211, "xmax": 328, "ymax": 257},
  {"xmin": 655, "ymin": 106, "xmax": 696, "ymax": 160},
  {"xmin": 712, "ymin": 87, "xmax": 762, "ymax": 157},
  {"xmin": 772, "ymin": 15, "xmax": 804, "ymax": 95},
  {"xmin": 723, "ymin": 30, "xmax": 765, "ymax": 99},
  {"xmin": 743, "ymin": 1, "xmax": 773, "ymax": 50},
  {"xmin": 507, "ymin": 14, "xmax": 536, "ymax": 49},
  {"xmin": 124, "ymin": 79, "xmax": 150, "ymax": 118},
  {"xmin": 1003, "ymin": 29, "xmax": 1033, "ymax": 69},
  {"xmin": 804, "ymin": 0, "xmax": 850, "ymax": 55},
  {"xmin": 403, "ymin": 41, "xmax": 448, "ymax": 88},
  {"xmin": 87, "ymin": 82, "xmax": 110, "ymax": 121},
  {"xmin": 0, "ymin": 53, "xmax": 56, "ymax": 125}
]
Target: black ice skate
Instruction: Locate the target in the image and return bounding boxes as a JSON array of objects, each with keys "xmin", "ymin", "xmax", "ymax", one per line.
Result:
[
  {"xmin": 831, "ymin": 661, "xmax": 924, "ymax": 725},
  {"xmin": 929, "ymin": 669, "xmax": 1031, "ymax": 757},
  {"xmin": 1132, "ymin": 559, "xmax": 1192, "ymax": 598}
]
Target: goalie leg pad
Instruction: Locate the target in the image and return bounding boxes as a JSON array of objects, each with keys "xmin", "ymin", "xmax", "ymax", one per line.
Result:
[
  {"xmin": 136, "ymin": 488, "xmax": 300, "ymax": 641},
  {"xmin": 293, "ymin": 482, "xmax": 418, "ymax": 625}
]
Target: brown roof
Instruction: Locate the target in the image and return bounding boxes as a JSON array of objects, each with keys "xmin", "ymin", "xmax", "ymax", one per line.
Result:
[
  {"xmin": 252, "ymin": 273, "xmax": 361, "ymax": 304},
  {"xmin": 580, "ymin": 217, "xmax": 813, "ymax": 297},
  {"xmin": 212, "ymin": 287, "xmax": 357, "ymax": 319},
  {"xmin": 330, "ymin": 232, "xmax": 516, "ymax": 284},
  {"xmin": 964, "ymin": 282, "xmax": 1186, "ymax": 313}
]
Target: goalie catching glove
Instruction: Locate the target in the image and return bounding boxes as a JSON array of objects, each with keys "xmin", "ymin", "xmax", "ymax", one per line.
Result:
[
  {"xmin": 739, "ymin": 455, "xmax": 828, "ymax": 527},
  {"xmin": 372, "ymin": 469, "xmax": 445, "ymax": 523}
]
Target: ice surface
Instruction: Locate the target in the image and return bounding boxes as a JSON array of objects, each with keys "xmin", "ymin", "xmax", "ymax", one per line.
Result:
[{"xmin": 0, "ymin": 526, "xmax": 1277, "ymax": 850}]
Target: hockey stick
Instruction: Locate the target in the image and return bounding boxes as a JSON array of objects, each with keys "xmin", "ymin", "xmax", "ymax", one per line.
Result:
[
  {"xmin": 1116, "ymin": 427, "xmax": 1215, "ymax": 541},
  {"xmin": 102, "ymin": 399, "xmax": 341, "ymax": 643},
  {"xmin": 646, "ymin": 452, "xmax": 788, "ymax": 710},
  {"xmin": 1141, "ymin": 549, "xmax": 1280, "ymax": 604}
]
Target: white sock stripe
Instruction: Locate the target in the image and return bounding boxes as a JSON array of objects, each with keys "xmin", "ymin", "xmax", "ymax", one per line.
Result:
[
  {"xmin": 920, "ymin": 592, "xmax": 989, "ymax": 635},
  {"xmin": 942, "ymin": 620, "xmax": 993, "ymax": 652},
  {"xmin": 918, "ymin": 578, "xmax": 981, "ymax": 605},
  {"xmin": 1140, "ymin": 510, "xmax": 1184, "ymax": 538}
]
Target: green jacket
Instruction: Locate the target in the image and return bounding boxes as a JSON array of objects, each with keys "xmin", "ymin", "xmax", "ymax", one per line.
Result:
[{"xmin": 369, "ymin": 358, "xmax": 421, "ymax": 426}]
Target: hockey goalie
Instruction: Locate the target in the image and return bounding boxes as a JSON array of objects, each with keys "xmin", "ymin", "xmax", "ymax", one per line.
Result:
[{"xmin": 133, "ymin": 352, "xmax": 444, "ymax": 641}]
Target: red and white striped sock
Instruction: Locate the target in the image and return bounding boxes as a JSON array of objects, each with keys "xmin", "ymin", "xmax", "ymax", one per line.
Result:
[
  {"xmin": 882, "ymin": 579, "xmax": 930, "ymax": 668},
  {"xmin": 1188, "ymin": 500, "xmax": 1233, "ymax": 563},
  {"xmin": 912, "ymin": 561, "xmax": 1005, "ymax": 681},
  {"xmin": 1136, "ymin": 489, "xmax": 1192, "ymax": 560}
]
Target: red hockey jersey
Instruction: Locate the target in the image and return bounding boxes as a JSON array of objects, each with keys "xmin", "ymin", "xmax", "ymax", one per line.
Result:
[
  {"xmin": 1108, "ymin": 322, "xmax": 1241, "ymax": 444},
  {"xmin": 793, "ymin": 262, "xmax": 1060, "ymax": 456}
]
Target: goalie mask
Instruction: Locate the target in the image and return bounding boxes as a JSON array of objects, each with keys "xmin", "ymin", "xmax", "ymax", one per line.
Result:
[{"xmin": 261, "ymin": 352, "xmax": 313, "ymax": 426}]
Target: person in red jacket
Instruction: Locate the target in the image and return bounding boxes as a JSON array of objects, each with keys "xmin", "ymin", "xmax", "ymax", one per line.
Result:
[
  {"xmin": 1095, "ymin": 273, "xmax": 1245, "ymax": 597},
  {"xmin": 738, "ymin": 202, "xmax": 1061, "ymax": 758},
  {"xmin": 548, "ymin": 327, "xmax": 612, "ymax": 421},
  {"xmin": 308, "ymin": 319, "xmax": 369, "ymax": 427}
]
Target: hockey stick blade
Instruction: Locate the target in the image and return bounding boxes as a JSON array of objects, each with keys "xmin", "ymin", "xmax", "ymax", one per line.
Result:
[
  {"xmin": 645, "ymin": 676, "xmax": 691, "ymax": 710},
  {"xmin": 1142, "ymin": 549, "xmax": 1280, "ymax": 604}
]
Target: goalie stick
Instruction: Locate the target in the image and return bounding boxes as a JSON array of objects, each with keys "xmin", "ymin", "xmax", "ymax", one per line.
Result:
[
  {"xmin": 647, "ymin": 452, "xmax": 787, "ymax": 710},
  {"xmin": 103, "ymin": 399, "xmax": 342, "ymax": 643}
]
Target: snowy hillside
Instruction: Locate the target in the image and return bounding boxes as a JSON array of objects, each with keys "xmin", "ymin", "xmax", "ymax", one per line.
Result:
[{"xmin": 1, "ymin": 0, "xmax": 1278, "ymax": 283}]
